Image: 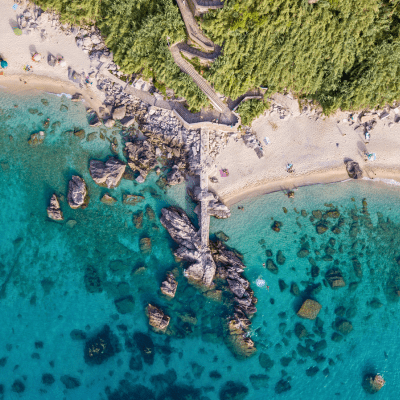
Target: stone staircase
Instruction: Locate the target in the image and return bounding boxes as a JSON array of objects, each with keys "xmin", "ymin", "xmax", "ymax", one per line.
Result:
[{"xmin": 170, "ymin": 44, "xmax": 228, "ymax": 114}]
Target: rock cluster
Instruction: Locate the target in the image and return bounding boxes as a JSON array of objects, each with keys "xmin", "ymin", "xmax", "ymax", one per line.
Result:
[
  {"xmin": 28, "ymin": 131, "xmax": 45, "ymax": 146},
  {"xmin": 188, "ymin": 186, "xmax": 231, "ymax": 219},
  {"xmin": 47, "ymin": 194, "xmax": 63, "ymax": 221},
  {"xmin": 89, "ymin": 157, "xmax": 126, "ymax": 188},
  {"xmin": 146, "ymin": 304, "xmax": 170, "ymax": 333},
  {"xmin": 325, "ymin": 268, "xmax": 346, "ymax": 289},
  {"xmin": 160, "ymin": 273, "xmax": 178, "ymax": 298},
  {"xmin": 67, "ymin": 176, "xmax": 89, "ymax": 209},
  {"xmin": 125, "ymin": 140, "xmax": 158, "ymax": 182}
]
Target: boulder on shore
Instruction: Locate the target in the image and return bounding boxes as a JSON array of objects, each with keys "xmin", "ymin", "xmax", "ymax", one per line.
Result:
[
  {"xmin": 67, "ymin": 176, "xmax": 88, "ymax": 209},
  {"xmin": 345, "ymin": 160, "xmax": 363, "ymax": 179},
  {"xmin": 146, "ymin": 304, "xmax": 170, "ymax": 333},
  {"xmin": 297, "ymin": 299, "xmax": 322, "ymax": 320},
  {"xmin": 160, "ymin": 273, "xmax": 178, "ymax": 298},
  {"xmin": 89, "ymin": 157, "xmax": 126, "ymax": 189},
  {"xmin": 112, "ymin": 105, "xmax": 126, "ymax": 121},
  {"xmin": 47, "ymin": 194, "xmax": 63, "ymax": 220}
]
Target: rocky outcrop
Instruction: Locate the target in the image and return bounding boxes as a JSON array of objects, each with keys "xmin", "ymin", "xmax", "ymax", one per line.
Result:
[
  {"xmin": 297, "ymin": 299, "xmax": 321, "ymax": 319},
  {"xmin": 89, "ymin": 157, "xmax": 126, "ymax": 188},
  {"xmin": 166, "ymin": 165, "xmax": 185, "ymax": 186},
  {"xmin": 146, "ymin": 304, "xmax": 170, "ymax": 333},
  {"xmin": 112, "ymin": 105, "xmax": 126, "ymax": 120},
  {"xmin": 47, "ymin": 194, "xmax": 63, "ymax": 220},
  {"xmin": 160, "ymin": 207, "xmax": 216, "ymax": 287},
  {"xmin": 189, "ymin": 187, "xmax": 231, "ymax": 219},
  {"xmin": 345, "ymin": 160, "xmax": 363, "ymax": 179},
  {"xmin": 362, "ymin": 374, "xmax": 385, "ymax": 394},
  {"xmin": 125, "ymin": 140, "xmax": 158, "ymax": 182},
  {"xmin": 67, "ymin": 176, "xmax": 89, "ymax": 209},
  {"xmin": 160, "ymin": 273, "xmax": 178, "ymax": 298},
  {"xmin": 28, "ymin": 131, "xmax": 45, "ymax": 146}
]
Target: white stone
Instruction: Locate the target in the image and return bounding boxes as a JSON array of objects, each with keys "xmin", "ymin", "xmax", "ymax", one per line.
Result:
[{"xmin": 104, "ymin": 119, "xmax": 116, "ymax": 128}]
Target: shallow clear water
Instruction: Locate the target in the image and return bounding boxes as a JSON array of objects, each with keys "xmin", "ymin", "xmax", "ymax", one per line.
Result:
[{"xmin": 1, "ymin": 92, "xmax": 400, "ymax": 399}]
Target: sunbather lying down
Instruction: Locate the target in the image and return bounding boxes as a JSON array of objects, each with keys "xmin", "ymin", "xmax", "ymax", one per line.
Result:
[{"xmin": 286, "ymin": 163, "xmax": 294, "ymax": 173}]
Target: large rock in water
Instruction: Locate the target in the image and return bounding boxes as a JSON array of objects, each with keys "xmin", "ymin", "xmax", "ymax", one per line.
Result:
[
  {"xmin": 47, "ymin": 194, "xmax": 63, "ymax": 220},
  {"xmin": 345, "ymin": 160, "xmax": 363, "ymax": 179},
  {"xmin": 67, "ymin": 176, "xmax": 88, "ymax": 209},
  {"xmin": 362, "ymin": 373, "xmax": 385, "ymax": 394},
  {"xmin": 89, "ymin": 157, "xmax": 126, "ymax": 189},
  {"xmin": 325, "ymin": 267, "xmax": 346, "ymax": 289},
  {"xmin": 160, "ymin": 207, "xmax": 216, "ymax": 287},
  {"xmin": 160, "ymin": 272, "xmax": 178, "ymax": 298},
  {"xmin": 297, "ymin": 299, "xmax": 322, "ymax": 319},
  {"xmin": 146, "ymin": 304, "xmax": 170, "ymax": 333}
]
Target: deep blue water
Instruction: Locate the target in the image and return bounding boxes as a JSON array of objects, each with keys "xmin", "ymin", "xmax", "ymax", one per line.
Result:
[{"xmin": 1, "ymin": 91, "xmax": 400, "ymax": 399}]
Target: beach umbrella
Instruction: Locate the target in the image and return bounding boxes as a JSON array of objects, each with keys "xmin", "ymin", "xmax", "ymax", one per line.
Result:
[
  {"xmin": 1, "ymin": 60, "xmax": 8, "ymax": 69},
  {"xmin": 12, "ymin": 27, "xmax": 22, "ymax": 36},
  {"xmin": 32, "ymin": 53, "xmax": 42, "ymax": 62}
]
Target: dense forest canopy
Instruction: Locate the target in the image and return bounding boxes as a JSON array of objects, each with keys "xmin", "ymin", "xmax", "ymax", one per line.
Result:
[
  {"xmin": 36, "ymin": 0, "xmax": 209, "ymax": 111},
  {"xmin": 36, "ymin": 0, "xmax": 400, "ymax": 114},
  {"xmin": 203, "ymin": 0, "xmax": 400, "ymax": 113}
]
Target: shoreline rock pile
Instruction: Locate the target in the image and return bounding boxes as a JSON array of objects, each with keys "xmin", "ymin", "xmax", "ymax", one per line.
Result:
[
  {"xmin": 188, "ymin": 186, "xmax": 231, "ymax": 219},
  {"xmin": 160, "ymin": 206, "xmax": 257, "ymax": 358}
]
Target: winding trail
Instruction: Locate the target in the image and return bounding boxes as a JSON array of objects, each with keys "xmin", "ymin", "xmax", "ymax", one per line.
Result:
[{"xmin": 171, "ymin": 0, "xmax": 237, "ymax": 120}]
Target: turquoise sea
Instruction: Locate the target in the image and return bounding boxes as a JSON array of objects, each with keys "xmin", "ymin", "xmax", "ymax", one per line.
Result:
[{"xmin": 1, "ymin": 91, "xmax": 400, "ymax": 399}]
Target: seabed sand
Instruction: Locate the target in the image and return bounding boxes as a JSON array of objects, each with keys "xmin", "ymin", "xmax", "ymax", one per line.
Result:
[
  {"xmin": 1, "ymin": 0, "xmax": 400, "ymax": 206},
  {"xmin": 211, "ymin": 109, "xmax": 400, "ymax": 205}
]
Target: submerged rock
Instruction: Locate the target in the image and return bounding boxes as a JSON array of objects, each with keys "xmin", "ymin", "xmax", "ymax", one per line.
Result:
[
  {"xmin": 362, "ymin": 373, "xmax": 385, "ymax": 394},
  {"xmin": 219, "ymin": 381, "xmax": 249, "ymax": 400},
  {"xmin": 11, "ymin": 379, "xmax": 25, "ymax": 393},
  {"xmin": 28, "ymin": 131, "xmax": 45, "ymax": 146},
  {"xmin": 275, "ymin": 379, "xmax": 291, "ymax": 394},
  {"xmin": 146, "ymin": 304, "xmax": 170, "ymax": 333},
  {"xmin": 114, "ymin": 295, "xmax": 135, "ymax": 314},
  {"xmin": 335, "ymin": 319, "xmax": 353, "ymax": 335},
  {"xmin": 297, "ymin": 299, "xmax": 322, "ymax": 320},
  {"xmin": 139, "ymin": 237, "xmax": 152, "ymax": 254},
  {"xmin": 134, "ymin": 332, "xmax": 154, "ymax": 365},
  {"xmin": 160, "ymin": 272, "xmax": 178, "ymax": 298},
  {"xmin": 250, "ymin": 374, "xmax": 269, "ymax": 390},
  {"xmin": 346, "ymin": 160, "xmax": 363, "ymax": 179},
  {"xmin": 47, "ymin": 194, "xmax": 63, "ymax": 221},
  {"xmin": 123, "ymin": 194, "xmax": 145, "ymax": 206},
  {"xmin": 89, "ymin": 157, "xmax": 126, "ymax": 189},
  {"xmin": 42, "ymin": 373, "xmax": 55, "ymax": 386},
  {"xmin": 84, "ymin": 325, "xmax": 119, "ymax": 365},
  {"xmin": 67, "ymin": 176, "xmax": 89, "ymax": 209},
  {"xmin": 60, "ymin": 375, "xmax": 80, "ymax": 389},
  {"xmin": 84, "ymin": 265, "xmax": 102, "ymax": 293},
  {"xmin": 101, "ymin": 193, "xmax": 117, "ymax": 205}
]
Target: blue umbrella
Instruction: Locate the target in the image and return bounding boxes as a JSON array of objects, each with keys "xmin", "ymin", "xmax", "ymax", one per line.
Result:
[{"xmin": 1, "ymin": 60, "xmax": 8, "ymax": 69}]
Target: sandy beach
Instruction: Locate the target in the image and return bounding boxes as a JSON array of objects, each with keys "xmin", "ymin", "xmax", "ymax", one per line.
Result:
[
  {"xmin": 2, "ymin": 0, "xmax": 400, "ymax": 208},
  {"xmin": 210, "ymin": 107, "xmax": 400, "ymax": 205},
  {"xmin": 0, "ymin": 0, "xmax": 104, "ymax": 111}
]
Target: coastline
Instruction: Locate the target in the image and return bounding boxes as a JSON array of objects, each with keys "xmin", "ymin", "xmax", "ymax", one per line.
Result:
[
  {"xmin": 220, "ymin": 165, "xmax": 400, "ymax": 206},
  {"xmin": 0, "ymin": 73, "xmax": 104, "ymax": 112}
]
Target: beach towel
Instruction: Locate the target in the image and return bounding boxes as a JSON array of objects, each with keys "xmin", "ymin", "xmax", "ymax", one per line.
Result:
[
  {"xmin": 263, "ymin": 137, "xmax": 270, "ymax": 145},
  {"xmin": 219, "ymin": 169, "xmax": 229, "ymax": 177},
  {"xmin": 367, "ymin": 153, "xmax": 376, "ymax": 161},
  {"xmin": 12, "ymin": 3, "xmax": 18, "ymax": 10},
  {"xmin": 12, "ymin": 27, "xmax": 22, "ymax": 36}
]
